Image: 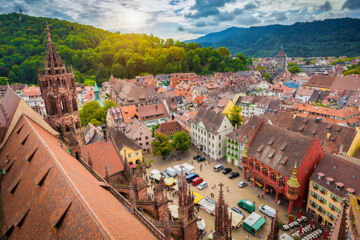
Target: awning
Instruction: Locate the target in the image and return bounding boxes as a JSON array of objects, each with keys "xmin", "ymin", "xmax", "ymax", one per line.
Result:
[{"xmin": 253, "ymin": 217, "xmax": 266, "ymax": 231}]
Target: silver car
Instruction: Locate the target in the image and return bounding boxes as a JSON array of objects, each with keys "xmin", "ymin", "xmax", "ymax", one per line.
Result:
[{"xmin": 197, "ymin": 181, "xmax": 208, "ymax": 190}]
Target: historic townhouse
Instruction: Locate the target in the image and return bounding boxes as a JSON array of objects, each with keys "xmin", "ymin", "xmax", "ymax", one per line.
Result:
[
  {"xmin": 191, "ymin": 107, "xmax": 234, "ymax": 160},
  {"xmin": 307, "ymin": 154, "xmax": 360, "ymax": 228},
  {"xmin": 240, "ymin": 120, "xmax": 324, "ymax": 214}
]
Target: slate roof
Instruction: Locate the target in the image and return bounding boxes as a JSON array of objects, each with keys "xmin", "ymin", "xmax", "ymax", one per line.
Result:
[
  {"xmin": 83, "ymin": 122, "xmax": 103, "ymax": 145},
  {"xmin": 0, "ymin": 115, "xmax": 157, "ymax": 240},
  {"xmin": 109, "ymin": 127, "xmax": 142, "ymax": 151},
  {"xmin": 310, "ymin": 153, "xmax": 360, "ymax": 198},
  {"xmin": 227, "ymin": 116, "xmax": 263, "ymax": 143},
  {"xmin": 247, "ymin": 122, "xmax": 315, "ymax": 178},
  {"xmin": 192, "ymin": 107, "xmax": 226, "ymax": 134},
  {"xmin": 265, "ymin": 111, "xmax": 356, "ymax": 154}
]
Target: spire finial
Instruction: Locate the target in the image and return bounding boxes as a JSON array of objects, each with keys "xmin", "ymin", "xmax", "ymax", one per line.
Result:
[{"xmin": 46, "ymin": 24, "xmax": 52, "ymax": 42}]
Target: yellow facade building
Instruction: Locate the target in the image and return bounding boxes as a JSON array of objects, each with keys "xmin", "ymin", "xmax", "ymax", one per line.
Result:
[
  {"xmin": 306, "ymin": 153, "xmax": 360, "ymax": 228},
  {"xmin": 109, "ymin": 127, "xmax": 143, "ymax": 165}
]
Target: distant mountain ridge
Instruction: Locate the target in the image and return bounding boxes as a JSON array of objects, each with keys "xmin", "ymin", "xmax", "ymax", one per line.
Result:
[{"xmin": 185, "ymin": 18, "xmax": 360, "ymax": 57}]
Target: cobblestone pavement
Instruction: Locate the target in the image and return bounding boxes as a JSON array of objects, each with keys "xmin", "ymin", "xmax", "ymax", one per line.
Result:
[{"xmin": 145, "ymin": 148, "xmax": 300, "ymax": 240}]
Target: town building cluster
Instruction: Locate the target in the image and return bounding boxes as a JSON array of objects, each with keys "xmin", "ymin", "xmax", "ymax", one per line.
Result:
[{"xmin": 1, "ymin": 25, "xmax": 360, "ymax": 240}]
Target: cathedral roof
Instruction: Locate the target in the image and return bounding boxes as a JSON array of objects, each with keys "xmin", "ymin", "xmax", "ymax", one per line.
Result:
[{"xmin": 0, "ymin": 115, "xmax": 157, "ymax": 239}]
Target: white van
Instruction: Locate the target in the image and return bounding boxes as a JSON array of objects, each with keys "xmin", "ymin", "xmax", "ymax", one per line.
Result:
[
  {"xmin": 213, "ymin": 164, "xmax": 224, "ymax": 172},
  {"xmin": 166, "ymin": 167, "xmax": 177, "ymax": 177},
  {"xmin": 259, "ymin": 205, "xmax": 276, "ymax": 218},
  {"xmin": 182, "ymin": 163, "xmax": 195, "ymax": 175}
]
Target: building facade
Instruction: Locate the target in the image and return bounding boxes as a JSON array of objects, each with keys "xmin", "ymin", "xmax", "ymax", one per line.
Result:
[
  {"xmin": 191, "ymin": 108, "xmax": 234, "ymax": 160},
  {"xmin": 306, "ymin": 154, "xmax": 360, "ymax": 228}
]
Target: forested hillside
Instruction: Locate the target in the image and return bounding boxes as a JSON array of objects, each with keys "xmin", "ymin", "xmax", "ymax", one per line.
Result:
[
  {"xmin": 186, "ymin": 18, "xmax": 360, "ymax": 57},
  {"xmin": 0, "ymin": 13, "xmax": 249, "ymax": 85}
]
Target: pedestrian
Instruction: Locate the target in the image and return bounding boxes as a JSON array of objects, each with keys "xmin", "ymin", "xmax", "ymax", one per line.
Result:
[
  {"xmin": 258, "ymin": 194, "xmax": 260, "ymax": 199},
  {"xmin": 246, "ymin": 234, "xmax": 249, "ymax": 240},
  {"xmin": 259, "ymin": 234, "xmax": 262, "ymax": 239},
  {"xmin": 262, "ymin": 194, "xmax": 264, "ymax": 199},
  {"xmin": 227, "ymin": 186, "xmax": 229, "ymax": 192}
]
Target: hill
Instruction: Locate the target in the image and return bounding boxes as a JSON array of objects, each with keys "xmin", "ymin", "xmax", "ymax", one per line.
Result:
[
  {"xmin": 186, "ymin": 18, "xmax": 360, "ymax": 57},
  {"xmin": 0, "ymin": 13, "xmax": 248, "ymax": 85}
]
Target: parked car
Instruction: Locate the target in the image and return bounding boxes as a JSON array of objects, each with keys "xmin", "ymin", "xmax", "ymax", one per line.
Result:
[
  {"xmin": 259, "ymin": 205, "xmax": 276, "ymax": 218},
  {"xmin": 213, "ymin": 164, "xmax": 224, "ymax": 172},
  {"xmin": 197, "ymin": 157, "xmax": 206, "ymax": 162},
  {"xmin": 186, "ymin": 173, "xmax": 199, "ymax": 183},
  {"xmin": 193, "ymin": 155, "xmax": 201, "ymax": 160},
  {"xmin": 222, "ymin": 168, "xmax": 232, "ymax": 174},
  {"xmin": 237, "ymin": 199, "xmax": 255, "ymax": 213},
  {"xmin": 161, "ymin": 170, "xmax": 170, "ymax": 178},
  {"xmin": 197, "ymin": 181, "xmax": 208, "ymax": 190},
  {"xmin": 166, "ymin": 167, "xmax": 177, "ymax": 177},
  {"xmin": 238, "ymin": 181, "xmax": 248, "ymax": 188},
  {"xmin": 192, "ymin": 177, "xmax": 203, "ymax": 186},
  {"xmin": 231, "ymin": 207, "xmax": 245, "ymax": 217},
  {"xmin": 228, "ymin": 172, "xmax": 240, "ymax": 179}
]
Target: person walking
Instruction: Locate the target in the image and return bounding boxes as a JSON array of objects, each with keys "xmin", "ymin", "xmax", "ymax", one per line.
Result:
[{"xmin": 246, "ymin": 234, "xmax": 249, "ymax": 240}]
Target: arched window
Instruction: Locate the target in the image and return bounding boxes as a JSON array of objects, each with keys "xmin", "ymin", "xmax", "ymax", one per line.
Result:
[
  {"xmin": 262, "ymin": 168, "xmax": 268, "ymax": 176},
  {"xmin": 65, "ymin": 125, "xmax": 70, "ymax": 132},
  {"xmin": 270, "ymin": 172, "xmax": 276, "ymax": 182},
  {"xmin": 73, "ymin": 98, "xmax": 78, "ymax": 111},
  {"xmin": 57, "ymin": 78, "xmax": 61, "ymax": 86},
  {"xmin": 60, "ymin": 96, "xmax": 68, "ymax": 113},
  {"xmin": 255, "ymin": 163, "xmax": 261, "ymax": 171},
  {"xmin": 279, "ymin": 178, "xmax": 285, "ymax": 187},
  {"xmin": 50, "ymin": 97, "xmax": 57, "ymax": 115}
]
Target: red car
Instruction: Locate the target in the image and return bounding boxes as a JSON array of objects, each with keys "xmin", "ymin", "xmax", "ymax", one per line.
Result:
[{"xmin": 191, "ymin": 177, "xmax": 203, "ymax": 186}]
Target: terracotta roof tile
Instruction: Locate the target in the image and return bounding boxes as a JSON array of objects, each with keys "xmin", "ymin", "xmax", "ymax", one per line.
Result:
[{"xmin": 0, "ymin": 115, "xmax": 157, "ymax": 240}]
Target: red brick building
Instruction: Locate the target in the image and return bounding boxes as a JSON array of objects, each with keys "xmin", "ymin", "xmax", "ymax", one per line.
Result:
[{"xmin": 241, "ymin": 119, "xmax": 324, "ymax": 214}]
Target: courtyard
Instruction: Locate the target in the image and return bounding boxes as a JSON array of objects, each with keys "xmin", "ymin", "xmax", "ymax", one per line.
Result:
[{"xmin": 145, "ymin": 147, "xmax": 300, "ymax": 239}]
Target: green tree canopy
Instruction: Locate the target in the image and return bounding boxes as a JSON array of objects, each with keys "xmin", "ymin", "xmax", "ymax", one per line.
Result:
[
  {"xmin": 152, "ymin": 132, "xmax": 173, "ymax": 159},
  {"xmin": 227, "ymin": 105, "xmax": 243, "ymax": 127},
  {"xmin": 172, "ymin": 131, "xmax": 190, "ymax": 153},
  {"xmin": 288, "ymin": 66, "xmax": 300, "ymax": 74},
  {"xmin": 79, "ymin": 99, "xmax": 117, "ymax": 126}
]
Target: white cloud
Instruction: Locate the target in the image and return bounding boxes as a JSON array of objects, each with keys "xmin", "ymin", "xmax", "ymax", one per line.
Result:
[{"xmin": 0, "ymin": 0, "xmax": 355, "ymax": 40}]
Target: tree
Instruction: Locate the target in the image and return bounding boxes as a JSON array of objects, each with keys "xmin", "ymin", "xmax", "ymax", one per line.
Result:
[
  {"xmin": 288, "ymin": 66, "xmax": 300, "ymax": 74},
  {"xmin": 263, "ymin": 73, "xmax": 271, "ymax": 82},
  {"xmin": 102, "ymin": 100, "xmax": 117, "ymax": 119},
  {"xmin": 193, "ymin": 55, "xmax": 201, "ymax": 74},
  {"xmin": 227, "ymin": 105, "xmax": 243, "ymax": 127},
  {"xmin": 80, "ymin": 101, "xmax": 103, "ymax": 126},
  {"xmin": 152, "ymin": 132, "xmax": 173, "ymax": 159},
  {"xmin": 172, "ymin": 131, "xmax": 190, "ymax": 153},
  {"xmin": 209, "ymin": 56, "xmax": 219, "ymax": 71},
  {"xmin": 111, "ymin": 63, "xmax": 127, "ymax": 78},
  {"xmin": 84, "ymin": 79, "xmax": 95, "ymax": 86},
  {"xmin": 218, "ymin": 47, "xmax": 230, "ymax": 56}
]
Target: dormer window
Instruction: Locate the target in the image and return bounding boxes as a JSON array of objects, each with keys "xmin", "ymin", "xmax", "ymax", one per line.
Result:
[
  {"xmin": 335, "ymin": 182, "xmax": 344, "ymax": 190},
  {"xmin": 346, "ymin": 188, "xmax": 355, "ymax": 195},
  {"xmin": 326, "ymin": 177, "xmax": 334, "ymax": 185},
  {"xmin": 317, "ymin": 172, "xmax": 325, "ymax": 180}
]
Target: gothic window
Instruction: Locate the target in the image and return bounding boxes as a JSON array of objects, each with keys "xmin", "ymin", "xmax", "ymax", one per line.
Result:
[
  {"xmin": 76, "ymin": 121, "xmax": 80, "ymax": 129},
  {"xmin": 57, "ymin": 78, "xmax": 61, "ymax": 86},
  {"xmin": 270, "ymin": 172, "xmax": 276, "ymax": 182},
  {"xmin": 73, "ymin": 99, "xmax": 78, "ymax": 111},
  {"xmin": 279, "ymin": 178, "xmax": 285, "ymax": 187},
  {"xmin": 262, "ymin": 168, "xmax": 269, "ymax": 176},
  {"xmin": 65, "ymin": 125, "xmax": 70, "ymax": 132},
  {"xmin": 255, "ymin": 162, "xmax": 261, "ymax": 171},
  {"xmin": 50, "ymin": 97, "xmax": 57, "ymax": 115},
  {"xmin": 60, "ymin": 96, "xmax": 68, "ymax": 113}
]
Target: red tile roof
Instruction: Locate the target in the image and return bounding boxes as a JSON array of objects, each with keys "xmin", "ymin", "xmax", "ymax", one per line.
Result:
[
  {"xmin": 80, "ymin": 140, "xmax": 123, "ymax": 178},
  {"xmin": 0, "ymin": 115, "xmax": 157, "ymax": 240}
]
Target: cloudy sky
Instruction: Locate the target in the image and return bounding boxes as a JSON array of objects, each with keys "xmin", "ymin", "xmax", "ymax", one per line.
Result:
[{"xmin": 1, "ymin": 0, "xmax": 360, "ymax": 40}]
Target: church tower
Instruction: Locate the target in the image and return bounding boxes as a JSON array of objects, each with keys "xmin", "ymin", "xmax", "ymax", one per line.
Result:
[{"xmin": 38, "ymin": 24, "xmax": 83, "ymax": 156}]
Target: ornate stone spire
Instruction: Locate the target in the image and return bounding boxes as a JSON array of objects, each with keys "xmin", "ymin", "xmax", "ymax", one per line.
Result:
[
  {"xmin": 287, "ymin": 162, "xmax": 300, "ymax": 188},
  {"xmin": 214, "ymin": 183, "xmax": 232, "ymax": 240},
  {"xmin": 44, "ymin": 24, "xmax": 67, "ymax": 75},
  {"xmin": 129, "ymin": 182, "xmax": 136, "ymax": 213},
  {"xmin": 268, "ymin": 211, "xmax": 279, "ymax": 240},
  {"xmin": 330, "ymin": 199, "xmax": 349, "ymax": 240},
  {"xmin": 163, "ymin": 211, "xmax": 171, "ymax": 240}
]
